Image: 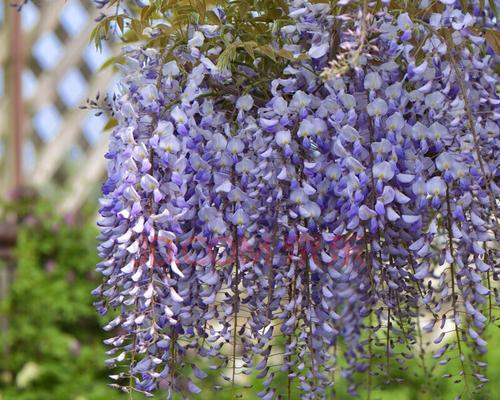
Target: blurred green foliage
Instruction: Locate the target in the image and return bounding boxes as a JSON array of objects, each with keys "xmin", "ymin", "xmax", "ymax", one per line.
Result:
[
  {"xmin": 0, "ymin": 201, "xmax": 498, "ymax": 399},
  {"xmin": 0, "ymin": 202, "xmax": 122, "ymax": 400}
]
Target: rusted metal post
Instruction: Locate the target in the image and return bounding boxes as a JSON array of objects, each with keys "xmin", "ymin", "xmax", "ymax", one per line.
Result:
[{"xmin": 12, "ymin": 3, "xmax": 24, "ymax": 189}]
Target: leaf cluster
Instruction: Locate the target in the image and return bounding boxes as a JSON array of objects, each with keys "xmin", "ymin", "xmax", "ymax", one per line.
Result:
[{"xmin": 93, "ymin": 0, "xmax": 309, "ymax": 78}]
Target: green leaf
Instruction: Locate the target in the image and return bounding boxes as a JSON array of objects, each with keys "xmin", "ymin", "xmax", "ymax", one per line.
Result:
[
  {"xmin": 485, "ymin": 29, "xmax": 500, "ymax": 55},
  {"xmin": 242, "ymin": 41, "xmax": 258, "ymax": 59},
  {"xmin": 99, "ymin": 55, "xmax": 120, "ymax": 71},
  {"xmin": 141, "ymin": 5, "xmax": 155, "ymax": 23},
  {"xmin": 256, "ymin": 45, "xmax": 277, "ymax": 62},
  {"xmin": 103, "ymin": 118, "xmax": 118, "ymax": 131},
  {"xmin": 89, "ymin": 25, "xmax": 102, "ymax": 51},
  {"xmin": 217, "ymin": 42, "xmax": 240, "ymax": 69},
  {"xmin": 275, "ymin": 48, "xmax": 296, "ymax": 61},
  {"xmin": 116, "ymin": 15, "xmax": 124, "ymax": 34},
  {"xmin": 489, "ymin": 0, "xmax": 499, "ymax": 21}
]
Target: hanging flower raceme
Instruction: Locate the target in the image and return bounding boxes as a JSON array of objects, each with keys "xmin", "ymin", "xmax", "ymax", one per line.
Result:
[{"xmin": 93, "ymin": 0, "xmax": 499, "ymax": 398}]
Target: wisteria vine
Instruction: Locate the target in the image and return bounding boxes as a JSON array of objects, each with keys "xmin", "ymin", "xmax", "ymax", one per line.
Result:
[{"xmin": 93, "ymin": 0, "xmax": 499, "ymax": 398}]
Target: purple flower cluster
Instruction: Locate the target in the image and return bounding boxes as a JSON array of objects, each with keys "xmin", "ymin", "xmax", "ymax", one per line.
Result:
[{"xmin": 94, "ymin": 0, "xmax": 499, "ymax": 398}]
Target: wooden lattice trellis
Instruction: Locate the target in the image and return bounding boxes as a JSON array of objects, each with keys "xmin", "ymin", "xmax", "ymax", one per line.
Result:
[{"xmin": 0, "ymin": 0, "xmax": 118, "ymax": 213}]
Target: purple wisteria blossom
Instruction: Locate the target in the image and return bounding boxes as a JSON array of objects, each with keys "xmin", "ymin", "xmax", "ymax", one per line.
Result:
[{"xmin": 94, "ymin": 0, "xmax": 499, "ymax": 398}]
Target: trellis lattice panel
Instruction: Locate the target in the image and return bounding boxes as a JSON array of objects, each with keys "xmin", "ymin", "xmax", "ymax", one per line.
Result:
[{"xmin": 0, "ymin": 0, "xmax": 119, "ymax": 213}]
